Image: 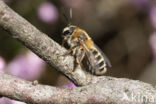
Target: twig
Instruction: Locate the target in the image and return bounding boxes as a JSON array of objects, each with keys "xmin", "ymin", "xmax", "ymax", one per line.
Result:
[
  {"xmin": 0, "ymin": 73, "xmax": 156, "ymax": 104},
  {"xmin": 0, "ymin": 0, "xmax": 98, "ymax": 86},
  {"xmin": 0, "ymin": 1, "xmax": 156, "ymax": 104}
]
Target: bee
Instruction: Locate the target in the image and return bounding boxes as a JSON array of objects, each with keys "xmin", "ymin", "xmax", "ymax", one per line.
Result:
[{"xmin": 61, "ymin": 9, "xmax": 111, "ymax": 75}]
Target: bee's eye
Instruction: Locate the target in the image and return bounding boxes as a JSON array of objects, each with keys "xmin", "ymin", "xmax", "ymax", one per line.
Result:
[
  {"xmin": 63, "ymin": 27, "xmax": 75, "ymax": 36},
  {"xmin": 63, "ymin": 30, "xmax": 71, "ymax": 35}
]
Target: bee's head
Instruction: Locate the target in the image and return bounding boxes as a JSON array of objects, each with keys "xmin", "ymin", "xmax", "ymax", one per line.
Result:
[{"xmin": 62, "ymin": 25, "xmax": 76, "ymax": 36}]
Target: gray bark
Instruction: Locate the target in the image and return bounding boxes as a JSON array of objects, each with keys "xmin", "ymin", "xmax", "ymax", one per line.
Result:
[{"xmin": 0, "ymin": 1, "xmax": 156, "ymax": 104}]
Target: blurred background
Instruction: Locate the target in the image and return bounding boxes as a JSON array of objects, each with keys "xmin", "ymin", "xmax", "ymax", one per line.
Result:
[{"xmin": 0, "ymin": 0, "xmax": 156, "ymax": 103}]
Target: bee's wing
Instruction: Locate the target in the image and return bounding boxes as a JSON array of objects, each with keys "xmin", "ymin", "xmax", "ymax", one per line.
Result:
[
  {"xmin": 79, "ymin": 39, "xmax": 111, "ymax": 75},
  {"xmin": 93, "ymin": 44, "xmax": 112, "ymax": 67},
  {"xmin": 79, "ymin": 40, "xmax": 99, "ymax": 73},
  {"xmin": 84, "ymin": 48, "xmax": 100, "ymax": 74}
]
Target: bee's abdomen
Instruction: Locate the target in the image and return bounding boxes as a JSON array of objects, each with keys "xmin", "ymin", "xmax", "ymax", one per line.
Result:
[
  {"xmin": 83, "ymin": 49, "xmax": 107, "ymax": 76},
  {"xmin": 91, "ymin": 49, "xmax": 107, "ymax": 75}
]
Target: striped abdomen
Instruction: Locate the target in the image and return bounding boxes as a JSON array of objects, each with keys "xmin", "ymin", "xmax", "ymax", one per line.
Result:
[{"xmin": 83, "ymin": 49, "xmax": 107, "ymax": 75}]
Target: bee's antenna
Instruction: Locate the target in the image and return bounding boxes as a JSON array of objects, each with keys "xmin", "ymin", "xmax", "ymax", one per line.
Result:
[
  {"xmin": 62, "ymin": 8, "xmax": 72, "ymax": 26},
  {"xmin": 69, "ymin": 8, "xmax": 72, "ymax": 25},
  {"xmin": 70, "ymin": 8, "xmax": 72, "ymax": 19}
]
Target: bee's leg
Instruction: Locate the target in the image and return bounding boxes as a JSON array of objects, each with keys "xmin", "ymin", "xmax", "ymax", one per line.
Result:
[
  {"xmin": 61, "ymin": 37, "xmax": 67, "ymax": 47},
  {"xmin": 73, "ymin": 49, "xmax": 85, "ymax": 72},
  {"xmin": 76, "ymin": 50, "xmax": 85, "ymax": 64},
  {"xmin": 59, "ymin": 46, "xmax": 77, "ymax": 56},
  {"xmin": 73, "ymin": 55, "xmax": 78, "ymax": 72},
  {"xmin": 60, "ymin": 49, "xmax": 73, "ymax": 56}
]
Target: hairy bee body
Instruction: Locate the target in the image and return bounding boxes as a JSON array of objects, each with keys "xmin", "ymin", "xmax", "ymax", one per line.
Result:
[{"xmin": 62, "ymin": 25, "xmax": 111, "ymax": 75}]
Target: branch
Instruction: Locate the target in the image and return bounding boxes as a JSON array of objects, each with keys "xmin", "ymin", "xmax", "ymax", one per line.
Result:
[
  {"xmin": 0, "ymin": 1, "xmax": 156, "ymax": 104},
  {"xmin": 1, "ymin": 73, "xmax": 156, "ymax": 104},
  {"xmin": 0, "ymin": 0, "xmax": 98, "ymax": 86}
]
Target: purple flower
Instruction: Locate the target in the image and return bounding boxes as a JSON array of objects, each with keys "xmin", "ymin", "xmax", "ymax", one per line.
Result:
[
  {"xmin": 0, "ymin": 97, "xmax": 12, "ymax": 104},
  {"xmin": 0, "ymin": 56, "xmax": 6, "ymax": 73},
  {"xmin": 11, "ymin": 100, "xmax": 26, "ymax": 104},
  {"xmin": 7, "ymin": 51, "xmax": 45, "ymax": 80},
  {"xmin": 0, "ymin": 97, "xmax": 26, "ymax": 104},
  {"xmin": 61, "ymin": 82, "xmax": 76, "ymax": 88},
  {"xmin": 68, "ymin": 82, "xmax": 76, "ymax": 87},
  {"xmin": 150, "ymin": 7, "xmax": 156, "ymax": 29},
  {"xmin": 1, "ymin": 51, "xmax": 45, "ymax": 104},
  {"xmin": 38, "ymin": 2, "xmax": 58, "ymax": 23}
]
